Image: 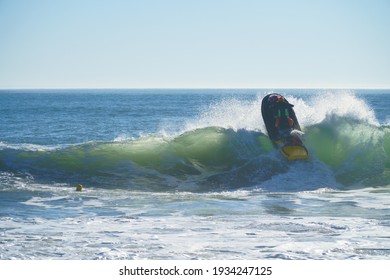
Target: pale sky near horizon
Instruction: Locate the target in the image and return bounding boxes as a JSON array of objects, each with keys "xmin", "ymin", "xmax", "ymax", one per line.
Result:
[{"xmin": 0, "ymin": 0, "xmax": 389, "ymax": 89}]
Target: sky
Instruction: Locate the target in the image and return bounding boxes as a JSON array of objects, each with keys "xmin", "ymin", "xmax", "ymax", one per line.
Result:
[{"xmin": 0, "ymin": 0, "xmax": 389, "ymax": 89}]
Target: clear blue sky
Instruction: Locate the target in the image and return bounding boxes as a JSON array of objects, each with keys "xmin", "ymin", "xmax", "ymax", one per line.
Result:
[{"xmin": 0, "ymin": 0, "xmax": 389, "ymax": 89}]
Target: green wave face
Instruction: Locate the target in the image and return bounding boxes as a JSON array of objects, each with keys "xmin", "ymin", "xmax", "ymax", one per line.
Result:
[
  {"xmin": 1, "ymin": 121, "xmax": 389, "ymax": 191},
  {"xmin": 0, "ymin": 128, "xmax": 273, "ymax": 191},
  {"xmin": 305, "ymin": 116, "xmax": 389, "ymax": 186}
]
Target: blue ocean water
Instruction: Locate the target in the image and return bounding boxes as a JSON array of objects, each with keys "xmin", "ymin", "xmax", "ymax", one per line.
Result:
[{"xmin": 1, "ymin": 89, "xmax": 389, "ymax": 259}]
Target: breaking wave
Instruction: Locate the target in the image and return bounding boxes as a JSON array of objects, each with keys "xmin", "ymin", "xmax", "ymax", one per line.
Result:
[{"xmin": 1, "ymin": 91, "xmax": 389, "ymax": 192}]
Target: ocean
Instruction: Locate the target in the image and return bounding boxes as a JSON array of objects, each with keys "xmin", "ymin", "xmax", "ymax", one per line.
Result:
[{"xmin": 0, "ymin": 89, "xmax": 389, "ymax": 260}]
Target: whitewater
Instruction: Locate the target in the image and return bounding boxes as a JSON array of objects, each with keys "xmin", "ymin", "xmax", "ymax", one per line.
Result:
[{"xmin": 0, "ymin": 89, "xmax": 389, "ymax": 259}]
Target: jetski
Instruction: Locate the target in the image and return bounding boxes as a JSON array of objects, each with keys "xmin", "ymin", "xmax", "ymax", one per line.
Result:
[{"xmin": 261, "ymin": 93, "xmax": 309, "ymax": 160}]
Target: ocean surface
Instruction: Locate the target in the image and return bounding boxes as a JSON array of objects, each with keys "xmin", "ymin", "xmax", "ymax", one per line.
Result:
[{"xmin": 1, "ymin": 88, "xmax": 389, "ymax": 260}]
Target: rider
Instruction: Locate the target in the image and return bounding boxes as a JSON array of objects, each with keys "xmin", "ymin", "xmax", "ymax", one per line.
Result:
[{"xmin": 267, "ymin": 94, "xmax": 301, "ymax": 145}]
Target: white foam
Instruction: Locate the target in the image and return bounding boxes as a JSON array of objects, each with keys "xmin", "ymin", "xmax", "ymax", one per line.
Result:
[
  {"xmin": 0, "ymin": 142, "xmax": 60, "ymax": 151},
  {"xmin": 296, "ymin": 90, "xmax": 379, "ymax": 127}
]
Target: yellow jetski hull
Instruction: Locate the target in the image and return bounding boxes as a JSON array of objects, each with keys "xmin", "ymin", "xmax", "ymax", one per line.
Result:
[{"xmin": 280, "ymin": 145, "xmax": 309, "ymax": 160}]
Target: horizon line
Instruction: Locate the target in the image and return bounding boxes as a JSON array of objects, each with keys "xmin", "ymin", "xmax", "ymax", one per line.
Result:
[{"xmin": 1, "ymin": 86, "xmax": 390, "ymax": 90}]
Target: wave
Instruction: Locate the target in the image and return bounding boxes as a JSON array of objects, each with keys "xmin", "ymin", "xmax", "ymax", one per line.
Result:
[
  {"xmin": 0, "ymin": 128, "xmax": 271, "ymax": 191},
  {"xmin": 1, "ymin": 91, "xmax": 389, "ymax": 192},
  {"xmin": 305, "ymin": 117, "xmax": 390, "ymax": 186},
  {"xmin": 1, "ymin": 124, "xmax": 389, "ymax": 192}
]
